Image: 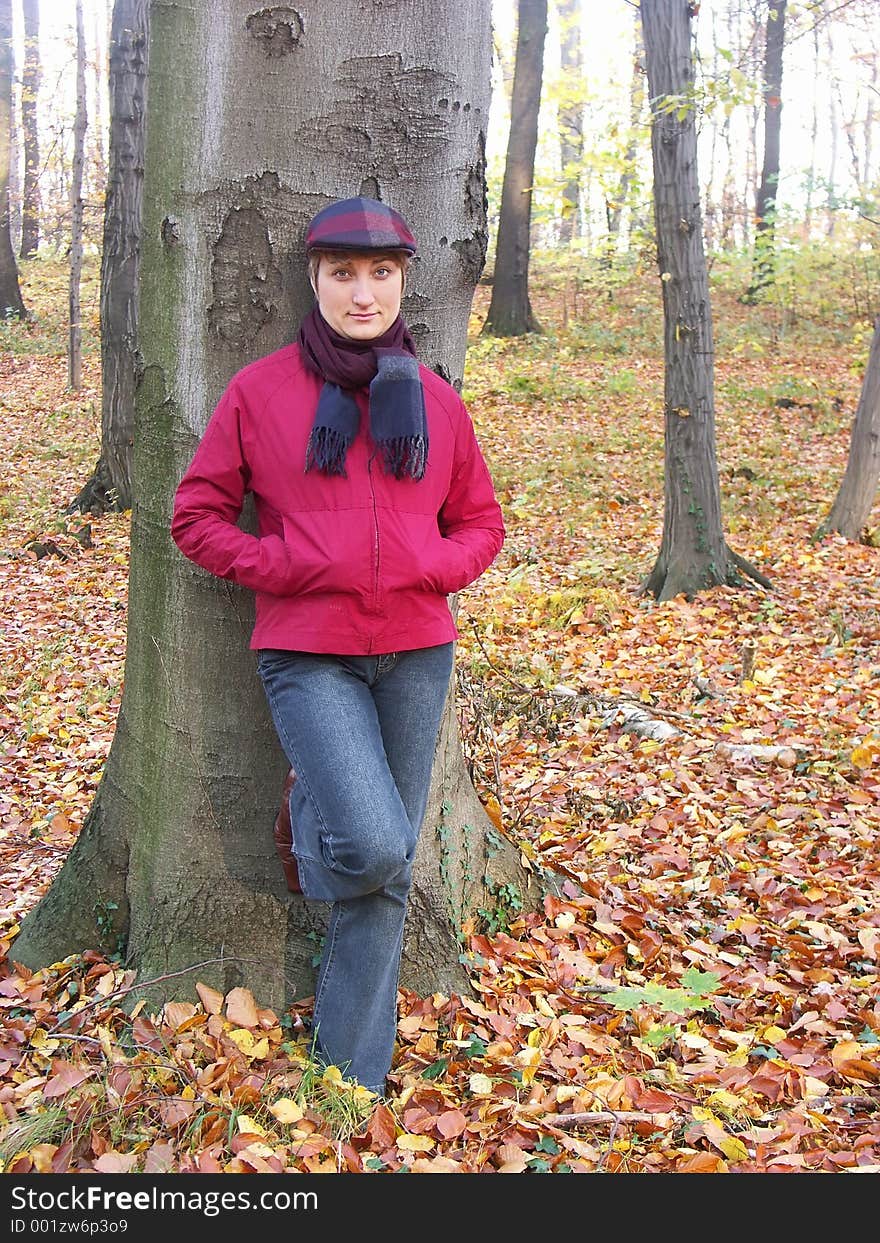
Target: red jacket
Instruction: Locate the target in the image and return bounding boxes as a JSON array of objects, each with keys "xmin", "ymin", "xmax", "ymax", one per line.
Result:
[{"xmin": 171, "ymin": 344, "xmax": 505, "ymax": 655}]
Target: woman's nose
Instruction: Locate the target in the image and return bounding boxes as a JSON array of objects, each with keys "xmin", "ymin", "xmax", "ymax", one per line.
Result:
[{"xmin": 351, "ymin": 280, "xmax": 373, "ymax": 305}]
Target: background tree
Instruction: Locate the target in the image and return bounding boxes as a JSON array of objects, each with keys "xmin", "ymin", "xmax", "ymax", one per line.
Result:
[
  {"xmin": 640, "ymin": 0, "xmax": 770, "ymax": 602},
  {"xmin": 11, "ymin": 0, "xmax": 541, "ymax": 1016},
  {"xmin": 745, "ymin": 0, "xmax": 788, "ymax": 300},
  {"xmin": 555, "ymin": 0, "xmax": 582, "ymax": 245},
  {"xmin": 816, "ymin": 313, "xmax": 880, "ymax": 543},
  {"xmin": 18, "ymin": 0, "xmax": 40, "ymax": 260},
  {"xmin": 69, "ymin": 0, "xmax": 149, "ymax": 516},
  {"xmin": 67, "ymin": 0, "xmax": 87, "ymax": 390},
  {"xmin": 0, "ymin": 0, "xmax": 25, "ymax": 316},
  {"xmin": 482, "ymin": 0, "xmax": 547, "ymax": 335}
]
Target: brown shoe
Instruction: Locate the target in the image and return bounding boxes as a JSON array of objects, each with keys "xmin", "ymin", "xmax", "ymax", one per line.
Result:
[{"xmin": 273, "ymin": 768, "xmax": 302, "ymax": 893}]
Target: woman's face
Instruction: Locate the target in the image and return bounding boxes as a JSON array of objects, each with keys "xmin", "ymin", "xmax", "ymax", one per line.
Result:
[{"xmin": 314, "ymin": 251, "xmax": 404, "ymax": 340}]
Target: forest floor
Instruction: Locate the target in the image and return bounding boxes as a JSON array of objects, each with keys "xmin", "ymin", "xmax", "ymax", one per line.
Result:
[{"xmin": 0, "ymin": 255, "xmax": 878, "ymax": 1175}]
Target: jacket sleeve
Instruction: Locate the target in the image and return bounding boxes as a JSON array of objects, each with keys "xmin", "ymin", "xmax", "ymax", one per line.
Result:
[
  {"xmin": 170, "ymin": 382, "xmax": 293, "ymax": 595},
  {"xmin": 431, "ymin": 397, "xmax": 505, "ymax": 596}
]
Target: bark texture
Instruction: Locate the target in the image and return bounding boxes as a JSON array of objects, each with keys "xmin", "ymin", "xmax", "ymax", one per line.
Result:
[
  {"xmin": 817, "ymin": 314, "xmax": 880, "ymax": 543},
  {"xmin": 12, "ymin": 0, "xmax": 545, "ymax": 1017},
  {"xmin": 19, "ymin": 0, "xmax": 40, "ymax": 260},
  {"xmin": 640, "ymin": 0, "xmax": 769, "ymax": 602},
  {"xmin": 0, "ymin": 0, "xmax": 26, "ymax": 317},
  {"xmin": 482, "ymin": 0, "xmax": 547, "ymax": 335},
  {"xmin": 69, "ymin": 0, "xmax": 148, "ymax": 515}
]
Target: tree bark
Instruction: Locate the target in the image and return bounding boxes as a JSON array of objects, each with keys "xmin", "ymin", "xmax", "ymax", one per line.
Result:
[
  {"xmin": 68, "ymin": 0, "xmax": 148, "ymax": 516},
  {"xmin": 67, "ymin": 0, "xmax": 87, "ymax": 390},
  {"xmin": 482, "ymin": 0, "xmax": 547, "ymax": 336},
  {"xmin": 817, "ymin": 314, "xmax": 880, "ymax": 543},
  {"xmin": 745, "ymin": 0, "xmax": 787, "ymax": 300},
  {"xmin": 0, "ymin": 0, "xmax": 26, "ymax": 316},
  {"xmin": 19, "ymin": 0, "xmax": 40, "ymax": 260},
  {"xmin": 12, "ymin": 0, "xmax": 544, "ymax": 1017},
  {"xmin": 640, "ymin": 0, "xmax": 770, "ymax": 602},
  {"xmin": 556, "ymin": 0, "xmax": 582, "ymax": 246}
]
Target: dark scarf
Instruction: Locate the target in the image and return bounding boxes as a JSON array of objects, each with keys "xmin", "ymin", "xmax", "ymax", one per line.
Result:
[{"xmin": 297, "ymin": 307, "xmax": 428, "ymax": 480}]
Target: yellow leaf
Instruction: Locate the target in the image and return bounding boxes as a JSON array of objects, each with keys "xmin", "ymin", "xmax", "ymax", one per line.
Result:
[
  {"xmin": 321, "ymin": 1065, "xmax": 344, "ymax": 1087},
  {"xmin": 235, "ymin": 1115, "xmax": 267, "ymax": 1137},
  {"xmin": 238, "ymin": 1141, "xmax": 277, "ymax": 1160},
  {"xmin": 705, "ymin": 1089, "xmax": 744, "ymax": 1113},
  {"xmin": 762, "ymin": 1025, "xmax": 787, "ymax": 1044},
  {"xmin": 97, "ymin": 1025, "xmax": 114, "ymax": 1061},
  {"xmin": 516, "ymin": 1046, "xmax": 542, "ymax": 1084},
  {"xmin": 397, "ymin": 1133, "xmax": 434, "ymax": 1152},
  {"xmin": 30, "ymin": 1144, "xmax": 58, "ymax": 1173},
  {"xmin": 803, "ymin": 1076, "xmax": 829, "ymax": 1099},
  {"xmin": 717, "ymin": 1132, "xmax": 749, "ymax": 1162},
  {"xmin": 30, "ymin": 1029, "xmax": 59, "ymax": 1054},
  {"xmin": 228, "ymin": 1028, "xmax": 256, "ymax": 1055},
  {"xmin": 269, "ymin": 1098, "xmax": 304, "ymax": 1125},
  {"xmin": 469, "ymin": 1073, "xmax": 493, "ymax": 1095},
  {"xmin": 554, "ymin": 910, "xmax": 576, "ymax": 930},
  {"xmin": 534, "ymin": 992, "xmax": 556, "ymax": 1018}
]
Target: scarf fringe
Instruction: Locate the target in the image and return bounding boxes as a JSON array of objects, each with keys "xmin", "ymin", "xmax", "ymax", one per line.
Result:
[
  {"xmin": 380, "ymin": 435, "xmax": 428, "ymax": 481},
  {"xmin": 305, "ymin": 426, "xmax": 351, "ymax": 476}
]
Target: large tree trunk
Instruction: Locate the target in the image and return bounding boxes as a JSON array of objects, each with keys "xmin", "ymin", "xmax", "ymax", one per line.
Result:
[
  {"xmin": 481, "ymin": 0, "xmax": 547, "ymax": 336},
  {"xmin": 18, "ymin": 0, "xmax": 40, "ymax": 260},
  {"xmin": 0, "ymin": 0, "xmax": 26, "ymax": 316},
  {"xmin": 12, "ymin": 0, "xmax": 542, "ymax": 1017},
  {"xmin": 69, "ymin": 0, "xmax": 147, "ymax": 516},
  {"xmin": 67, "ymin": 0, "xmax": 87, "ymax": 390},
  {"xmin": 817, "ymin": 314, "xmax": 880, "ymax": 543},
  {"xmin": 640, "ymin": 0, "xmax": 769, "ymax": 602},
  {"xmin": 745, "ymin": 0, "xmax": 787, "ymax": 301}
]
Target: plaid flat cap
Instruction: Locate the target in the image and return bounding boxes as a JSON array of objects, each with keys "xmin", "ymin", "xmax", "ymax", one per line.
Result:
[{"xmin": 305, "ymin": 197, "xmax": 417, "ymax": 255}]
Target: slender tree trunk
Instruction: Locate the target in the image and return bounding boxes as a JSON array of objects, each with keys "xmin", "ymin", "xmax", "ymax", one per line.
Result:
[
  {"xmin": 91, "ymin": 1, "xmax": 107, "ymax": 203},
  {"xmin": 826, "ymin": 23, "xmax": 838, "ymax": 237},
  {"xmin": 640, "ymin": 0, "xmax": 769, "ymax": 602},
  {"xmin": 68, "ymin": 0, "xmax": 147, "ymax": 515},
  {"xmin": 0, "ymin": 0, "xmax": 26, "ymax": 316},
  {"xmin": 12, "ymin": 0, "xmax": 543, "ymax": 1018},
  {"xmin": 606, "ymin": 14, "xmax": 644, "ymax": 252},
  {"xmin": 804, "ymin": 19, "xmax": 820, "ymax": 237},
  {"xmin": 68, "ymin": 0, "xmax": 87, "ymax": 389},
  {"xmin": 817, "ymin": 314, "xmax": 880, "ymax": 543},
  {"xmin": 745, "ymin": 0, "xmax": 787, "ymax": 300},
  {"xmin": 19, "ymin": 0, "xmax": 40, "ymax": 259},
  {"xmin": 482, "ymin": 0, "xmax": 547, "ymax": 336},
  {"xmin": 556, "ymin": 0, "xmax": 582, "ymax": 245}
]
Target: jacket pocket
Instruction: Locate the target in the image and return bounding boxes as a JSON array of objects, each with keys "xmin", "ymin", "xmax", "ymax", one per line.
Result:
[
  {"xmin": 281, "ymin": 509, "xmax": 373, "ymax": 597},
  {"xmin": 378, "ymin": 508, "xmax": 466, "ymax": 597}
]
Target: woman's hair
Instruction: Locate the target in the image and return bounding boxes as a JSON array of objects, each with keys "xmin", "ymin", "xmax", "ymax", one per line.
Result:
[{"xmin": 308, "ymin": 248, "xmax": 411, "ymax": 292}]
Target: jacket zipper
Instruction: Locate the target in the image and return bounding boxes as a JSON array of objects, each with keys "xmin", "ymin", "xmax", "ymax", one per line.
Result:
[{"xmin": 367, "ymin": 452, "xmax": 381, "ymax": 632}]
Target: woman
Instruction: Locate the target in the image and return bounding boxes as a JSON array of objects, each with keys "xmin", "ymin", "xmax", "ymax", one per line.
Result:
[{"xmin": 171, "ymin": 196, "xmax": 504, "ymax": 1098}]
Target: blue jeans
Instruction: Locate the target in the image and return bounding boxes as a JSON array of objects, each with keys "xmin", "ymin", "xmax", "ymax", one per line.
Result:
[{"xmin": 257, "ymin": 643, "xmax": 455, "ymax": 1095}]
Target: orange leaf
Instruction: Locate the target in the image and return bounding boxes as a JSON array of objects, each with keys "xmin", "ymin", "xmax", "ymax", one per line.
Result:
[
  {"xmin": 225, "ymin": 986, "xmax": 259, "ymax": 1028},
  {"xmin": 436, "ymin": 1109, "xmax": 468, "ymax": 1139}
]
